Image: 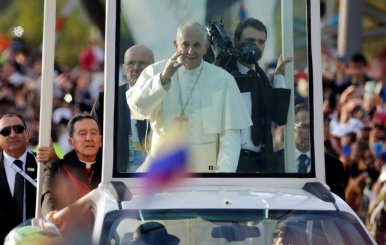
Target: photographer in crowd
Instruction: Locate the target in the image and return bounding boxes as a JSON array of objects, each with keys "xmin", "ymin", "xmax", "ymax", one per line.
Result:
[{"xmin": 219, "ymin": 18, "xmax": 292, "ymax": 173}]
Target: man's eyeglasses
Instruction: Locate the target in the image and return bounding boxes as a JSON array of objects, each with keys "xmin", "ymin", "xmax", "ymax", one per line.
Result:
[
  {"xmin": 295, "ymin": 122, "xmax": 310, "ymax": 129},
  {"xmin": 0, "ymin": 124, "xmax": 25, "ymax": 136},
  {"xmin": 124, "ymin": 61, "xmax": 149, "ymax": 68}
]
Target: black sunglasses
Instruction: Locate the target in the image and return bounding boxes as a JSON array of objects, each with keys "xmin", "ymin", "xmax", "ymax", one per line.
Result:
[{"xmin": 0, "ymin": 124, "xmax": 25, "ymax": 137}]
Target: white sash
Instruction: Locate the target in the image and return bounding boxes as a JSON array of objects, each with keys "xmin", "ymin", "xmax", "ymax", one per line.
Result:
[{"xmin": 11, "ymin": 163, "xmax": 37, "ymax": 188}]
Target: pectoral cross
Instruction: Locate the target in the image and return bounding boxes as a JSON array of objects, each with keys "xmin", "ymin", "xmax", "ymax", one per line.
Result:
[{"xmin": 176, "ymin": 111, "xmax": 188, "ymax": 129}]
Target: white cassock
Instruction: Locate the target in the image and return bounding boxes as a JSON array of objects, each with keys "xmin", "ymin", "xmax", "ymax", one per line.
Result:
[{"xmin": 127, "ymin": 60, "xmax": 252, "ymax": 172}]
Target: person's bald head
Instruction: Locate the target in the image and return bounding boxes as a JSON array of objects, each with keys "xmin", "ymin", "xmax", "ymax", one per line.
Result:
[{"xmin": 123, "ymin": 45, "xmax": 154, "ymax": 86}]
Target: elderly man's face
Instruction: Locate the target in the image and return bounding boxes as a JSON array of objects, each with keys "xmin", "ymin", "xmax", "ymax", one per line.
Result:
[
  {"xmin": 123, "ymin": 47, "xmax": 154, "ymax": 87},
  {"xmin": 174, "ymin": 26, "xmax": 209, "ymax": 70},
  {"xmin": 68, "ymin": 118, "xmax": 101, "ymax": 162}
]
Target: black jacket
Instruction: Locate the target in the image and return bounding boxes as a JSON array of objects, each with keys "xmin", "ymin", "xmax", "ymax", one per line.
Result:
[
  {"xmin": 41, "ymin": 150, "xmax": 102, "ymax": 216},
  {"xmin": 0, "ymin": 151, "xmax": 37, "ymax": 243},
  {"xmin": 91, "ymin": 84, "xmax": 147, "ymax": 172},
  {"xmin": 226, "ymin": 61, "xmax": 290, "ymax": 153}
]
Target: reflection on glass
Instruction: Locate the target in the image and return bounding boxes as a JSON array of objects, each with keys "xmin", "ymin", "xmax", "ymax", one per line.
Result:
[
  {"xmin": 294, "ymin": 104, "xmax": 311, "ymax": 173},
  {"xmin": 102, "ymin": 209, "xmax": 373, "ymax": 245},
  {"xmin": 114, "ymin": 0, "xmax": 312, "ymax": 176}
]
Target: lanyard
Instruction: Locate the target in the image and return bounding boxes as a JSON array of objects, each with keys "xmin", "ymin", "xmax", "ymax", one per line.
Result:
[{"xmin": 11, "ymin": 163, "xmax": 37, "ymax": 188}]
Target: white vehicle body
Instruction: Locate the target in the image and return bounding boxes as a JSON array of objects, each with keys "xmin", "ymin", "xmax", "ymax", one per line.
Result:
[{"xmin": 89, "ymin": 183, "xmax": 375, "ymax": 244}]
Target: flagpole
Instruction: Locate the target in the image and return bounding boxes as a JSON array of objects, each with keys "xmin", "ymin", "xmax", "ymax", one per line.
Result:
[
  {"xmin": 35, "ymin": 0, "xmax": 56, "ymax": 218},
  {"xmin": 101, "ymin": 0, "xmax": 116, "ymax": 185}
]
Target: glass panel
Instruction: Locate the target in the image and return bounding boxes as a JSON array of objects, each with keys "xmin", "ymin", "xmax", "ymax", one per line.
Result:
[
  {"xmin": 113, "ymin": 0, "xmax": 313, "ymax": 176},
  {"xmin": 101, "ymin": 209, "xmax": 372, "ymax": 245}
]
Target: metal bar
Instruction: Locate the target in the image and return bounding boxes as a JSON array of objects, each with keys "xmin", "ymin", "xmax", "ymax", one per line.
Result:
[
  {"xmin": 281, "ymin": 0, "xmax": 295, "ymax": 172},
  {"xmin": 36, "ymin": 0, "xmax": 56, "ymax": 218}
]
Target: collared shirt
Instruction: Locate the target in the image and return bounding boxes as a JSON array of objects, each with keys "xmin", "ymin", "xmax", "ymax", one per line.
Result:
[
  {"xmin": 238, "ymin": 62, "xmax": 286, "ymax": 152},
  {"xmin": 3, "ymin": 151, "xmax": 27, "ymax": 196},
  {"xmin": 295, "ymin": 148, "xmax": 311, "ymax": 173}
]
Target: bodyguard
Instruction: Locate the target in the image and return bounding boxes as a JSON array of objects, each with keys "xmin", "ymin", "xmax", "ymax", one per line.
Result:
[{"xmin": 0, "ymin": 112, "xmax": 37, "ymax": 243}]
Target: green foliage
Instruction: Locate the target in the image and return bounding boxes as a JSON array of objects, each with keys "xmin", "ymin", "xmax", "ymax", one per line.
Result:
[
  {"xmin": 0, "ymin": 0, "xmax": 102, "ymax": 68},
  {"xmin": 0, "ymin": 1, "xmax": 44, "ymax": 50},
  {"xmin": 55, "ymin": 3, "xmax": 95, "ymax": 68}
]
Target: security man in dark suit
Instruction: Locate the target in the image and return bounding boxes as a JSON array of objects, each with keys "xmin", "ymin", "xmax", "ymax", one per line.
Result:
[
  {"xmin": 223, "ymin": 18, "xmax": 292, "ymax": 172},
  {"xmin": 0, "ymin": 112, "xmax": 37, "ymax": 243},
  {"xmin": 275, "ymin": 104, "xmax": 345, "ymax": 199},
  {"xmin": 91, "ymin": 45, "xmax": 154, "ymax": 173}
]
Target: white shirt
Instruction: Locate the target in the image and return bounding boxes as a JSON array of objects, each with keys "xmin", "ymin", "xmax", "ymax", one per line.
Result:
[
  {"xmin": 3, "ymin": 151, "xmax": 27, "ymax": 196},
  {"xmin": 130, "ymin": 119, "xmax": 140, "ymax": 142},
  {"xmin": 237, "ymin": 62, "xmax": 287, "ymax": 152}
]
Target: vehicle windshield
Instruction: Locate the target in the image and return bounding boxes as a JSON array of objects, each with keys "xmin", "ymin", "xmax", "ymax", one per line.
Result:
[
  {"xmin": 100, "ymin": 209, "xmax": 372, "ymax": 244},
  {"xmin": 111, "ymin": 0, "xmax": 315, "ymax": 177}
]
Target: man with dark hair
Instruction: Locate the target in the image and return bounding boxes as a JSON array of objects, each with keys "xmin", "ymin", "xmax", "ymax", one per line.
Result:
[
  {"xmin": 276, "ymin": 104, "xmax": 346, "ymax": 199},
  {"xmin": 0, "ymin": 112, "xmax": 37, "ymax": 243},
  {"xmin": 131, "ymin": 221, "xmax": 180, "ymax": 244},
  {"xmin": 41, "ymin": 113, "xmax": 102, "ymax": 239},
  {"xmin": 233, "ymin": 18, "xmax": 268, "ymax": 44},
  {"xmin": 224, "ymin": 18, "xmax": 292, "ymax": 172},
  {"xmin": 332, "ymin": 52, "xmax": 373, "ymax": 94},
  {"xmin": 293, "ymin": 104, "xmax": 312, "ymax": 173}
]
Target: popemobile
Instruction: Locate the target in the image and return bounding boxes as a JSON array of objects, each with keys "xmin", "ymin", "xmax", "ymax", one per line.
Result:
[{"xmin": 32, "ymin": 0, "xmax": 378, "ymax": 244}]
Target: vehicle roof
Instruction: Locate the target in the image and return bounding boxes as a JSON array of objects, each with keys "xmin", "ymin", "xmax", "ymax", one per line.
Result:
[
  {"xmin": 93, "ymin": 183, "xmax": 351, "ymax": 213},
  {"xmin": 124, "ymin": 187, "xmax": 339, "ymax": 211}
]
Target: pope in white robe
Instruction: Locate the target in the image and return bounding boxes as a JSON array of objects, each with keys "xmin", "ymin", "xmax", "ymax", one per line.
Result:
[{"xmin": 127, "ymin": 21, "xmax": 252, "ymax": 172}]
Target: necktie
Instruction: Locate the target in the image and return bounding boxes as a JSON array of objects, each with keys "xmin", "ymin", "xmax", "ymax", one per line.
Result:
[
  {"xmin": 13, "ymin": 160, "xmax": 24, "ymax": 218},
  {"xmin": 298, "ymin": 154, "xmax": 309, "ymax": 173}
]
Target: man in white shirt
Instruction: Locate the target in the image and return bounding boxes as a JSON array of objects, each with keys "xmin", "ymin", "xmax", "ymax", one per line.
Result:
[
  {"xmin": 0, "ymin": 112, "xmax": 37, "ymax": 243},
  {"xmin": 127, "ymin": 21, "xmax": 252, "ymax": 172},
  {"xmin": 224, "ymin": 18, "xmax": 292, "ymax": 173}
]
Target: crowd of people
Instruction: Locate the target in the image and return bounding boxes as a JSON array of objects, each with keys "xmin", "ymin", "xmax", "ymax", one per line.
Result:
[
  {"xmin": 0, "ymin": 16, "xmax": 386, "ymax": 243},
  {"xmin": 322, "ymin": 47, "xmax": 386, "ymax": 241},
  {"xmin": 0, "ymin": 35, "xmax": 105, "ymax": 244},
  {"xmin": 0, "ymin": 37, "xmax": 104, "ymax": 155}
]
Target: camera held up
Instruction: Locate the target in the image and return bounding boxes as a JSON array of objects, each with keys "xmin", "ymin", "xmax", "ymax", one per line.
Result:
[{"xmin": 206, "ymin": 22, "xmax": 261, "ymax": 67}]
